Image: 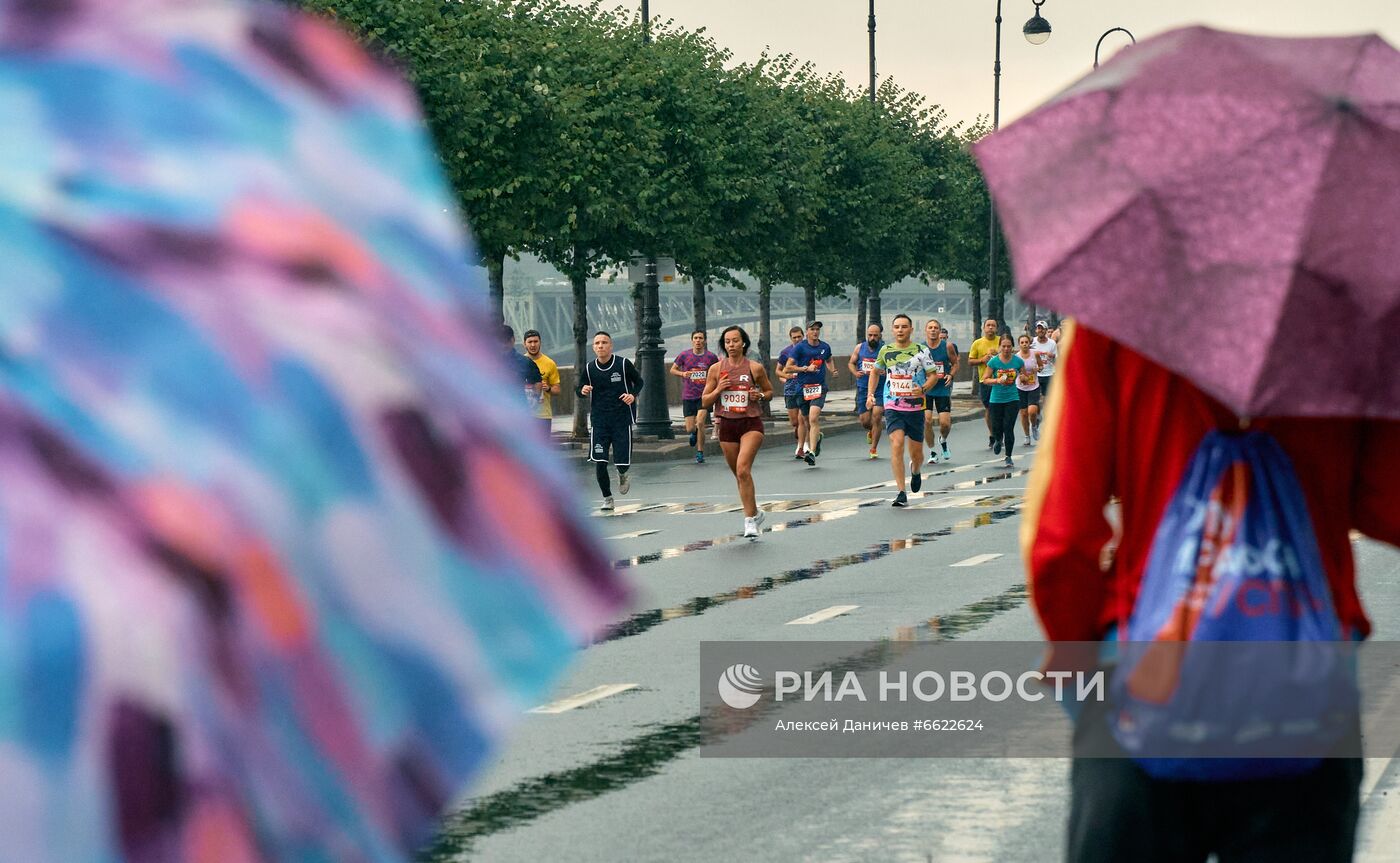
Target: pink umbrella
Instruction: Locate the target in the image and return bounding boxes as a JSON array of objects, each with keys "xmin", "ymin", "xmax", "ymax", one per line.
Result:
[{"xmin": 974, "ymin": 26, "xmax": 1400, "ymax": 419}]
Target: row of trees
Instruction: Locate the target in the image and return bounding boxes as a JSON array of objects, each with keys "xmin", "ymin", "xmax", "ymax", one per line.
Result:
[{"xmin": 299, "ymin": 0, "xmax": 1014, "ymax": 434}]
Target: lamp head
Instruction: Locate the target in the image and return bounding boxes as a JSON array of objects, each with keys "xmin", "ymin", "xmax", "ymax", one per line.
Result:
[{"xmin": 1023, "ymin": 1, "xmax": 1051, "ymax": 45}]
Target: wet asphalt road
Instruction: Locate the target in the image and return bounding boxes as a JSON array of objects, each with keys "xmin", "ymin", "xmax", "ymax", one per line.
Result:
[{"xmin": 428, "ymin": 419, "xmax": 1400, "ymax": 863}]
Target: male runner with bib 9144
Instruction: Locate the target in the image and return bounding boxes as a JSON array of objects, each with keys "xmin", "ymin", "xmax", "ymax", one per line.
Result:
[{"xmin": 869, "ymin": 314, "xmax": 939, "ymax": 507}]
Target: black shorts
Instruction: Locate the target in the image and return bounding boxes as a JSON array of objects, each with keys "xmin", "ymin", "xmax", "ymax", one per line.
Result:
[
  {"xmin": 784, "ymin": 391, "xmax": 803, "ymax": 411},
  {"xmin": 1038, "ymin": 375, "xmax": 1052, "ymax": 400},
  {"xmin": 855, "ymin": 389, "xmax": 874, "ymax": 414},
  {"xmin": 1018, "ymin": 388, "xmax": 1041, "ymax": 409},
  {"xmin": 588, "ymin": 414, "xmax": 633, "ymax": 466},
  {"xmin": 797, "ymin": 384, "xmax": 827, "ymax": 413},
  {"xmin": 717, "ymin": 415, "xmax": 765, "ymax": 443},
  {"xmin": 682, "ymin": 398, "xmax": 705, "ymax": 417},
  {"xmin": 980, "ymin": 385, "xmax": 993, "ymax": 409},
  {"xmin": 884, "ymin": 409, "xmax": 925, "ymax": 442},
  {"xmin": 926, "ymin": 395, "xmax": 952, "ymax": 414}
]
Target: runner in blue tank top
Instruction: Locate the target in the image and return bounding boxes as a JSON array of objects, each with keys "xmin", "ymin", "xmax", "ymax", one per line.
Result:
[
  {"xmin": 921, "ymin": 318, "xmax": 959, "ymax": 464},
  {"xmin": 848, "ymin": 323, "xmax": 885, "ymax": 460}
]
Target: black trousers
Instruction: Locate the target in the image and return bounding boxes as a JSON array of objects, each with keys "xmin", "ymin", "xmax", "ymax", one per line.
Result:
[
  {"xmin": 989, "ymin": 400, "xmax": 1018, "ymax": 457},
  {"xmin": 1068, "ymin": 698, "xmax": 1362, "ymax": 863}
]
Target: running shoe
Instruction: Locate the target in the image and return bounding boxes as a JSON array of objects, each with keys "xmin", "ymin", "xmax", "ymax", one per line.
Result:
[
  {"xmin": 868, "ymin": 449, "xmax": 879, "ymax": 460},
  {"xmin": 1025, "ymin": 437, "xmax": 1034, "ymax": 448},
  {"xmin": 1033, "ymin": 428, "xmax": 1040, "ymax": 443},
  {"xmin": 814, "ymin": 433, "xmax": 824, "ymax": 457},
  {"xmin": 600, "ymin": 496, "xmax": 615, "ymax": 512},
  {"xmin": 689, "ymin": 431, "xmax": 697, "ymax": 448},
  {"xmin": 892, "ymin": 491, "xmax": 908, "ymax": 508},
  {"xmin": 927, "ymin": 452, "xmax": 939, "ymax": 465},
  {"xmin": 803, "ymin": 451, "xmax": 816, "ymax": 466},
  {"xmin": 695, "ymin": 451, "xmax": 705, "ymax": 464},
  {"xmin": 994, "ymin": 439, "xmax": 1002, "ymax": 455},
  {"xmin": 1003, "ymin": 457, "xmax": 1014, "ymax": 469},
  {"xmin": 910, "ymin": 469, "xmax": 922, "ymax": 493},
  {"xmin": 618, "ymin": 471, "xmax": 631, "ymax": 495},
  {"xmin": 743, "ymin": 517, "xmax": 759, "ymax": 538},
  {"xmin": 753, "ymin": 510, "xmax": 766, "ymax": 531},
  {"xmin": 941, "ymin": 443, "xmax": 951, "ymax": 462},
  {"xmin": 988, "ymin": 435, "xmax": 995, "ymax": 450}
]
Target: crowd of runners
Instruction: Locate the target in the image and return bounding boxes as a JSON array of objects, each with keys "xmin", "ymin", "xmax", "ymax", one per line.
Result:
[{"xmin": 511, "ymin": 315, "xmax": 1059, "ymax": 535}]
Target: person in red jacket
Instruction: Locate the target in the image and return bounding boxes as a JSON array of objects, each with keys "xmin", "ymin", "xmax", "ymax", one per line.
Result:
[{"xmin": 1022, "ymin": 321, "xmax": 1400, "ymax": 863}]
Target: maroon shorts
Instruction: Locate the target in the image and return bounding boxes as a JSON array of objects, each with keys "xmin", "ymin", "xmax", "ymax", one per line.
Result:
[{"xmin": 717, "ymin": 415, "xmax": 765, "ymax": 443}]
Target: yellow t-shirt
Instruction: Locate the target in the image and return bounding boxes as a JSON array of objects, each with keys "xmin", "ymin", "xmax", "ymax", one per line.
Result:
[
  {"xmin": 968, "ymin": 336, "xmax": 1002, "ymax": 391},
  {"xmin": 969, "ymin": 336, "xmax": 1002, "ymax": 367},
  {"xmin": 531, "ymin": 353, "xmax": 561, "ymax": 418}
]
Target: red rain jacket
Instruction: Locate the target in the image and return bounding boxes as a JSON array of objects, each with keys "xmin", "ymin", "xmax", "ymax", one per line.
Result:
[{"xmin": 1022, "ymin": 323, "xmax": 1400, "ymax": 647}]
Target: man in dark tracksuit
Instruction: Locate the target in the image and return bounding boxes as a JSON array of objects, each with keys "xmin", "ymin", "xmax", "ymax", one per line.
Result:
[{"xmin": 577, "ymin": 330, "xmax": 644, "ymax": 511}]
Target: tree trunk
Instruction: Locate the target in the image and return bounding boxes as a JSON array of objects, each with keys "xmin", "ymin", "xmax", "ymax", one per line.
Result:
[
  {"xmin": 486, "ymin": 249, "xmax": 506, "ymax": 328},
  {"xmin": 571, "ymin": 252, "xmax": 590, "ymax": 440},
  {"xmin": 803, "ymin": 285, "xmax": 816, "ymax": 327},
  {"xmin": 758, "ymin": 279, "xmax": 773, "ymax": 418},
  {"xmin": 631, "ymin": 281, "xmax": 644, "ymax": 360},
  {"xmin": 971, "ymin": 285, "xmax": 983, "ymax": 336},
  {"xmin": 692, "ymin": 276, "xmax": 707, "ymax": 336},
  {"xmin": 868, "ymin": 285, "xmax": 882, "ymax": 332},
  {"xmin": 990, "ymin": 285, "xmax": 1007, "ymax": 337},
  {"xmin": 856, "ymin": 285, "xmax": 868, "ymax": 341}
]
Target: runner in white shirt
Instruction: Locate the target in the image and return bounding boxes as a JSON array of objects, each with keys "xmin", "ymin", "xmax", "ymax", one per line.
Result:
[
  {"xmin": 1015, "ymin": 334, "xmax": 1043, "ymax": 446},
  {"xmin": 1031, "ymin": 320, "xmax": 1058, "ymax": 404}
]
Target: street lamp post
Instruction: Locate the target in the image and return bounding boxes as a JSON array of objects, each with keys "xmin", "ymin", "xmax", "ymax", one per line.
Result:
[
  {"xmin": 986, "ymin": 0, "xmax": 1050, "ymax": 335},
  {"xmin": 856, "ymin": 0, "xmax": 877, "ymax": 341},
  {"xmin": 1095, "ymin": 27, "xmax": 1136, "ymax": 68},
  {"xmin": 633, "ymin": 0, "xmax": 674, "ymax": 438}
]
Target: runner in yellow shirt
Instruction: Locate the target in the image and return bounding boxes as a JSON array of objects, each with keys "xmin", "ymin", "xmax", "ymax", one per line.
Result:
[
  {"xmin": 967, "ymin": 317, "xmax": 1002, "ymax": 450},
  {"xmin": 523, "ymin": 329, "xmax": 561, "ymax": 435}
]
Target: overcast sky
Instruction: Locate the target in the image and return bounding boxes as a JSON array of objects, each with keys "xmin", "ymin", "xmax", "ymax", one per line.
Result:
[{"xmin": 589, "ymin": 1, "xmax": 1400, "ymax": 129}]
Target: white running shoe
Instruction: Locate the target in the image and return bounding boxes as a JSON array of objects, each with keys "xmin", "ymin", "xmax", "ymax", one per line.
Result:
[
  {"xmin": 618, "ymin": 471, "xmax": 631, "ymax": 495},
  {"xmin": 743, "ymin": 517, "xmax": 759, "ymax": 537},
  {"xmin": 600, "ymin": 497, "xmax": 615, "ymax": 512},
  {"xmin": 754, "ymin": 510, "xmax": 766, "ymax": 530},
  {"xmin": 1025, "ymin": 437, "xmax": 1034, "ymax": 448},
  {"xmin": 927, "ymin": 452, "xmax": 939, "ymax": 465}
]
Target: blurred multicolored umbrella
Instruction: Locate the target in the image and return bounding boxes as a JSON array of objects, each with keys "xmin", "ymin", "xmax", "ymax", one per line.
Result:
[
  {"xmin": 0, "ymin": 1, "xmax": 627, "ymax": 860},
  {"xmin": 975, "ymin": 27, "xmax": 1400, "ymax": 418}
]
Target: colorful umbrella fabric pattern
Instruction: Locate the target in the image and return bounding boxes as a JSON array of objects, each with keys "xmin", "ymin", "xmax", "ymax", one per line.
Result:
[{"xmin": 0, "ymin": 0, "xmax": 628, "ymax": 860}]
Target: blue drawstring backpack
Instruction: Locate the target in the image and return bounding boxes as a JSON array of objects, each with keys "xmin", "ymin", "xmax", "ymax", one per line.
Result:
[{"xmin": 1110, "ymin": 429, "xmax": 1358, "ymax": 780}]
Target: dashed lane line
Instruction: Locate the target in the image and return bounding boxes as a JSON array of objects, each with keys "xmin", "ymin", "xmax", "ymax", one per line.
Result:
[
  {"xmin": 528, "ymin": 683, "xmax": 640, "ymax": 714},
  {"xmin": 951, "ymin": 553, "xmax": 1004, "ymax": 567},
  {"xmin": 786, "ymin": 605, "xmax": 861, "ymax": 625}
]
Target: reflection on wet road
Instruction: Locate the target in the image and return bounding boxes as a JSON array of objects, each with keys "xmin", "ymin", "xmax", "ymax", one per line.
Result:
[
  {"xmin": 425, "ymin": 583, "xmax": 1031, "ymax": 860},
  {"xmin": 603, "ymin": 508, "xmax": 1020, "ymax": 643}
]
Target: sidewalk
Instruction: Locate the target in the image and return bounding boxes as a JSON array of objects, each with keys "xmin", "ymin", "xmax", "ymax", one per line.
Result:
[{"xmin": 552, "ymin": 383, "xmax": 983, "ymax": 463}]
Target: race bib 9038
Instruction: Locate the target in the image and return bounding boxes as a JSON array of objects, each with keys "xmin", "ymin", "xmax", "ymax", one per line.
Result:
[{"xmin": 720, "ymin": 390, "xmax": 749, "ymax": 410}]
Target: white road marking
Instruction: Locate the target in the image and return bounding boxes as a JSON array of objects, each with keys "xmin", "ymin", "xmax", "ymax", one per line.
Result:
[
  {"xmin": 607, "ymin": 529, "xmax": 660, "ymax": 539},
  {"xmin": 528, "ymin": 683, "xmax": 639, "ymax": 714},
  {"xmin": 926, "ymin": 496, "xmax": 992, "ymax": 509},
  {"xmin": 951, "ymin": 553, "xmax": 1004, "ymax": 567},
  {"xmin": 786, "ymin": 605, "xmax": 861, "ymax": 625}
]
